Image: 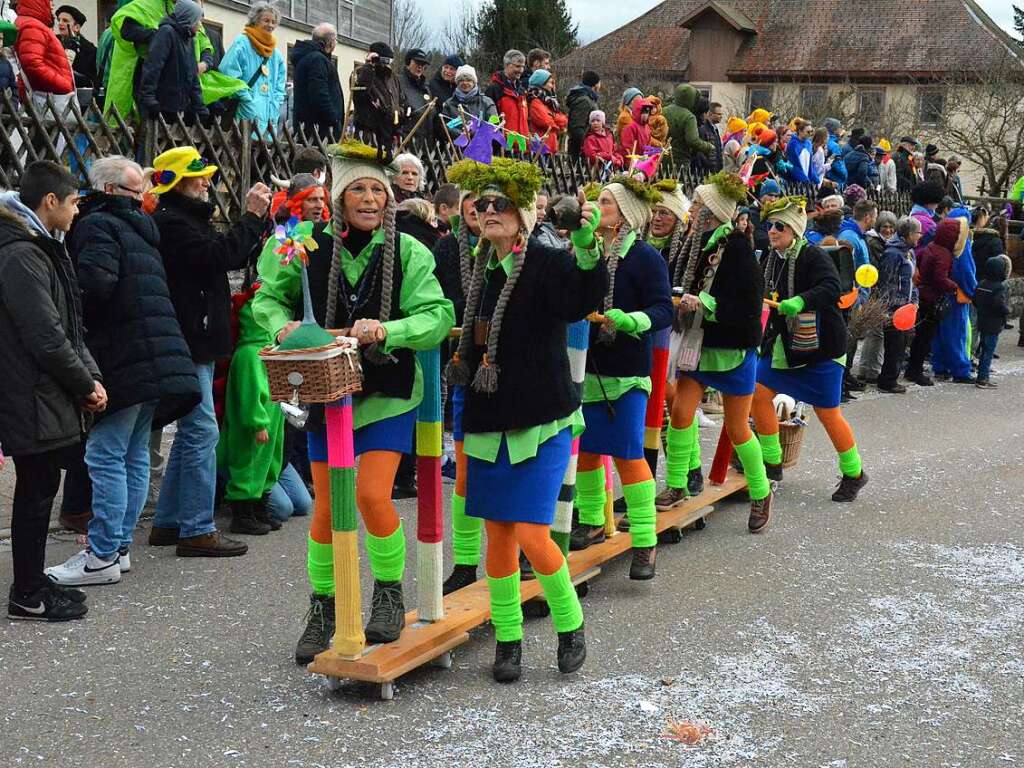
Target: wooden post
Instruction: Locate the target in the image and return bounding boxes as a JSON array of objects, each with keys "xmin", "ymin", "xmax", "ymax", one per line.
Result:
[
  {"xmin": 239, "ymin": 118, "xmax": 253, "ymax": 196},
  {"xmin": 415, "ymin": 347, "xmax": 444, "ymax": 621},
  {"xmin": 326, "ymin": 399, "xmax": 364, "ymax": 658}
]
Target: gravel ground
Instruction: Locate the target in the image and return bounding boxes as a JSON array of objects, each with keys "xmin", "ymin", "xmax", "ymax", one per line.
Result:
[{"xmin": 1, "ymin": 337, "xmax": 1023, "ymax": 768}]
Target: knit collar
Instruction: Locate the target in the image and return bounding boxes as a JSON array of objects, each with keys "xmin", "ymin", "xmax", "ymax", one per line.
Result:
[
  {"xmin": 244, "ymin": 25, "xmax": 277, "ymax": 58},
  {"xmin": 781, "ymin": 236, "xmax": 807, "ymax": 260},
  {"xmin": 598, "ymin": 228, "xmax": 637, "ymax": 258},
  {"xmin": 454, "ymin": 86, "xmax": 479, "ymax": 102}
]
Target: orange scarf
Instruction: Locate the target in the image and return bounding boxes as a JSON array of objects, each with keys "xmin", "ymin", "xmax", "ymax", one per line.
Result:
[{"xmin": 244, "ymin": 26, "xmax": 277, "ymax": 59}]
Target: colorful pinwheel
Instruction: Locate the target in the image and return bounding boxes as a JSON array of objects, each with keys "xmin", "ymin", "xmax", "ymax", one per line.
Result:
[{"xmin": 274, "ymin": 216, "xmax": 318, "ymax": 267}]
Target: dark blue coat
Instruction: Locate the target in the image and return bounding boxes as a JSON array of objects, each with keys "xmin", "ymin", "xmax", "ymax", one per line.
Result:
[
  {"xmin": 291, "ymin": 40, "xmax": 344, "ymax": 140},
  {"xmin": 878, "ymin": 236, "xmax": 916, "ymax": 310},
  {"xmin": 844, "ymin": 148, "xmax": 878, "ymax": 189},
  {"xmin": 138, "ymin": 17, "xmax": 206, "ymax": 119},
  {"xmin": 71, "ymin": 193, "xmax": 200, "ymax": 428}
]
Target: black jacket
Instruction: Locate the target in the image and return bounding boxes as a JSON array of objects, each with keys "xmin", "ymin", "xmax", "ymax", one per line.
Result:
[
  {"xmin": 565, "ymin": 84, "xmax": 598, "ymax": 155},
  {"xmin": 974, "ymin": 256, "xmax": 1011, "ymax": 335},
  {"xmin": 71, "ymin": 193, "xmax": 200, "ymax": 428},
  {"xmin": 587, "ymin": 239, "xmax": 672, "ymax": 378},
  {"xmin": 138, "ymin": 17, "xmax": 206, "ymax": 119},
  {"xmin": 894, "ymin": 147, "xmax": 915, "ymax": 192},
  {"xmin": 432, "ymin": 231, "xmax": 467, "ymax": 325},
  {"xmin": 761, "ymin": 241, "xmax": 846, "ymax": 366},
  {"xmin": 291, "ymin": 40, "xmax": 344, "ymax": 141},
  {"xmin": 64, "ymin": 34, "xmax": 97, "ymax": 87},
  {"xmin": 694, "ymin": 119, "xmax": 724, "ymax": 174},
  {"xmin": 353, "ymin": 62, "xmax": 403, "ymax": 147},
  {"xmin": 396, "ymin": 210, "xmax": 440, "ymax": 251},
  {"xmin": 971, "ymin": 228, "xmax": 1004, "ymax": 276},
  {"xmin": 0, "ymin": 206, "xmax": 99, "ymax": 456},
  {"xmin": 152, "ymin": 191, "xmax": 264, "ymax": 363},
  {"xmin": 398, "ymin": 67, "xmax": 435, "ymax": 142},
  {"xmin": 462, "ymin": 243, "xmax": 607, "ymax": 433},
  {"xmin": 427, "ymin": 70, "xmax": 454, "ymax": 104}
]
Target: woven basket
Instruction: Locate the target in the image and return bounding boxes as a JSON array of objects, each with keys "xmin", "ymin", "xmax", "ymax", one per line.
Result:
[
  {"xmin": 779, "ymin": 420, "xmax": 806, "ymax": 468},
  {"xmin": 259, "ymin": 338, "xmax": 363, "ymax": 404}
]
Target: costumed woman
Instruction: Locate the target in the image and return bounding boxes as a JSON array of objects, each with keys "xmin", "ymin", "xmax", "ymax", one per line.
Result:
[
  {"xmin": 218, "ymin": 2, "xmax": 287, "ymax": 137},
  {"xmin": 753, "ymin": 196, "xmax": 868, "ymax": 504},
  {"xmin": 654, "ymin": 173, "xmax": 774, "ymax": 532},
  {"xmin": 445, "ymin": 157, "xmax": 607, "ymax": 682},
  {"xmin": 930, "ymin": 207, "xmax": 976, "ymax": 383},
  {"xmin": 253, "ymin": 141, "xmax": 455, "ymax": 664}
]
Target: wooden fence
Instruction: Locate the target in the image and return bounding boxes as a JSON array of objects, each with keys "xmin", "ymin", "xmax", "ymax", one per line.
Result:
[{"xmin": 0, "ymin": 94, "xmax": 915, "ymax": 222}]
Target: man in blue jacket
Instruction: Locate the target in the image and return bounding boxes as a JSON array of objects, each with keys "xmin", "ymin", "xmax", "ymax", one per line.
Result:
[
  {"xmin": 822, "ymin": 117, "xmax": 847, "ymax": 188},
  {"xmin": 838, "ymin": 198, "xmax": 877, "ymax": 398},
  {"xmin": 291, "ymin": 23, "xmax": 344, "ymax": 141}
]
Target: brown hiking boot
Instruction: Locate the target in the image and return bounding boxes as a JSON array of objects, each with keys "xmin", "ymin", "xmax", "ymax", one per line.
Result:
[
  {"xmin": 654, "ymin": 486, "xmax": 687, "ymax": 511},
  {"xmin": 148, "ymin": 525, "xmax": 180, "ymax": 547},
  {"xmin": 58, "ymin": 510, "xmax": 92, "ymax": 535},
  {"xmin": 176, "ymin": 531, "xmax": 248, "ymax": 557},
  {"xmin": 629, "ymin": 546, "xmax": 657, "ymax": 580},
  {"xmin": 748, "ymin": 492, "xmax": 774, "ymax": 533}
]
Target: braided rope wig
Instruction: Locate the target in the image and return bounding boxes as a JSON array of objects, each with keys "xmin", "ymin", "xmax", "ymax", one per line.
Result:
[
  {"xmin": 457, "ymin": 221, "xmax": 474, "ymax": 299},
  {"xmin": 671, "ymin": 207, "xmax": 714, "ymax": 292},
  {"xmin": 664, "ymin": 219, "xmax": 688, "ymax": 280},
  {"xmin": 445, "ymin": 239, "xmax": 490, "ymax": 387},
  {"xmin": 598, "ymin": 226, "xmax": 630, "ymax": 344}
]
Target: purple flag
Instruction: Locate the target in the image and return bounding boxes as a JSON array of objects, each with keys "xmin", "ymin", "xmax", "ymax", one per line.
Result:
[{"xmin": 464, "ymin": 121, "xmax": 504, "ymax": 164}]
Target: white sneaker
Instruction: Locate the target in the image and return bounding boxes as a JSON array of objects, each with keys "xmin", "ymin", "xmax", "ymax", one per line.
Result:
[
  {"xmin": 118, "ymin": 550, "xmax": 131, "ymax": 574},
  {"xmin": 45, "ymin": 549, "xmax": 121, "ymax": 586},
  {"xmin": 697, "ymin": 408, "xmax": 715, "ymax": 428}
]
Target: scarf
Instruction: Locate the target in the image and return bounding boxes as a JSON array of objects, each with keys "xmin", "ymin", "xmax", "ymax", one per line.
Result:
[
  {"xmin": 528, "ymin": 86, "xmax": 560, "ymax": 113},
  {"xmin": 455, "ymin": 86, "xmax": 479, "ymax": 102},
  {"xmin": 244, "ymin": 25, "xmax": 277, "ymax": 58}
]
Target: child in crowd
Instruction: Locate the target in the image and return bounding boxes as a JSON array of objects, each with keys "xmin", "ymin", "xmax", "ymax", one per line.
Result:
[{"xmin": 973, "ymin": 254, "xmax": 1012, "ymax": 389}]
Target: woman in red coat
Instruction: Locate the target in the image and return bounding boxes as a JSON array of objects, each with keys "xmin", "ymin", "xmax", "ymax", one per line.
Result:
[
  {"xmin": 526, "ymin": 69, "xmax": 567, "ymax": 155},
  {"xmin": 15, "ymin": 0, "xmax": 75, "ymax": 106},
  {"xmin": 581, "ymin": 110, "xmax": 622, "ymax": 168}
]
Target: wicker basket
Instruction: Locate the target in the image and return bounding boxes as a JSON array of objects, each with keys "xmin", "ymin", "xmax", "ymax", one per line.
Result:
[
  {"xmin": 259, "ymin": 337, "xmax": 363, "ymax": 404},
  {"xmin": 779, "ymin": 420, "xmax": 806, "ymax": 468}
]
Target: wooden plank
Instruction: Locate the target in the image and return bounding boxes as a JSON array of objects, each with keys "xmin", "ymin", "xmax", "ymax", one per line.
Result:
[{"xmin": 308, "ymin": 470, "xmax": 747, "ymax": 684}]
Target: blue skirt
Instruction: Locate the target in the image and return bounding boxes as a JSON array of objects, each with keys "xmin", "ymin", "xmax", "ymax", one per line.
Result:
[
  {"xmin": 307, "ymin": 407, "xmax": 417, "ymax": 461},
  {"xmin": 466, "ymin": 427, "xmax": 572, "ymax": 524},
  {"xmin": 580, "ymin": 387, "xmax": 647, "ymax": 459},
  {"xmin": 756, "ymin": 355, "xmax": 844, "ymax": 409},
  {"xmin": 679, "ymin": 349, "xmax": 758, "ymax": 396},
  {"xmin": 451, "ymin": 384, "xmax": 465, "ymax": 442}
]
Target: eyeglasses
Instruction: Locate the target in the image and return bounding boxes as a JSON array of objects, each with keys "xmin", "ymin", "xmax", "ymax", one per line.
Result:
[
  {"xmin": 116, "ymin": 184, "xmax": 144, "ymax": 197},
  {"xmin": 651, "ymin": 209, "xmax": 675, "ymax": 218},
  {"xmin": 769, "ymin": 221, "xmax": 788, "ymax": 232},
  {"xmin": 474, "ymin": 197, "xmax": 514, "ymax": 214}
]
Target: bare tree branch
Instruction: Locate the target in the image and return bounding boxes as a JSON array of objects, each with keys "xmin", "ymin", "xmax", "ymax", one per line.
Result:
[{"xmin": 392, "ymin": 0, "xmax": 430, "ymax": 55}]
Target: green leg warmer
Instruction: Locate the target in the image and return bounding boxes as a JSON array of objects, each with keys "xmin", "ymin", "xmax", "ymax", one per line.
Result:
[
  {"xmin": 576, "ymin": 466, "xmax": 606, "ymax": 526},
  {"xmin": 450, "ymin": 493, "xmax": 481, "ymax": 566},
  {"xmin": 689, "ymin": 425, "xmax": 702, "ymax": 471},
  {"xmin": 535, "ymin": 561, "xmax": 583, "ymax": 634},
  {"xmin": 734, "ymin": 436, "xmax": 771, "ymax": 501},
  {"xmin": 487, "ymin": 572, "xmax": 524, "ymax": 642},
  {"xmin": 623, "ymin": 479, "xmax": 657, "ymax": 549},
  {"xmin": 307, "ymin": 537, "xmax": 335, "ymax": 596},
  {"xmin": 665, "ymin": 424, "xmax": 695, "ymax": 490},
  {"xmin": 364, "ymin": 523, "xmax": 406, "ymax": 583},
  {"xmin": 758, "ymin": 431, "xmax": 783, "ymax": 465},
  {"xmin": 838, "ymin": 445, "xmax": 863, "ymax": 478}
]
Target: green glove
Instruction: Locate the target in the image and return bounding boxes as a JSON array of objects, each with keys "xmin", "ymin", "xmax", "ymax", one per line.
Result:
[
  {"xmin": 570, "ymin": 207, "xmax": 601, "ymax": 250},
  {"xmin": 705, "ymin": 222, "xmax": 734, "ymax": 251},
  {"xmin": 778, "ymin": 296, "xmax": 805, "ymax": 317},
  {"xmin": 604, "ymin": 308, "xmax": 638, "ymax": 334}
]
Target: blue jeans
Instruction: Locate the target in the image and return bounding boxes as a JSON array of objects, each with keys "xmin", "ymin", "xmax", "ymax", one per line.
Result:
[
  {"xmin": 85, "ymin": 401, "xmax": 157, "ymax": 560},
  {"xmin": 265, "ymin": 463, "xmax": 312, "ymax": 521},
  {"xmin": 153, "ymin": 362, "xmax": 219, "ymax": 539},
  {"xmin": 976, "ymin": 331, "xmax": 1000, "ymax": 381}
]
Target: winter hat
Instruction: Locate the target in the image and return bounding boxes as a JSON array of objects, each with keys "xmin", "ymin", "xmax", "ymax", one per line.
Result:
[
  {"xmin": 454, "ymin": 65, "xmax": 477, "ymax": 84},
  {"xmin": 582, "ymin": 70, "xmax": 600, "ymax": 88},
  {"xmin": 328, "ymin": 139, "xmax": 397, "ymax": 204},
  {"xmin": 925, "ymin": 143, "xmax": 940, "ymax": 158},
  {"xmin": 747, "ymin": 107, "xmax": 773, "ymax": 125},
  {"xmin": 172, "ymin": 0, "xmax": 204, "ymax": 29},
  {"xmin": 604, "ymin": 180, "xmax": 655, "ymax": 233},
  {"xmin": 759, "ymin": 178, "xmax": 782, "ymax": 198},
  {"xmin": 589, "ymin": 109, "xmax": 606, "ymax": 125},
  {"xmin": 726, "ymin": 116, "xmax": 747, "ymax": 135},
  {"xmin": 528, "ymin": 69, "xmax": 552, "ymax": 89},
  {"xmin": 443, "ymin": 54, "xmax": 465, "ymax": 68},
  {"xmin": 622, "ymin": 87, "xmax": 644, "ymax": 107},
  {"xmin": 843, "ymin": 184, "xmax": 866, "ymax": 206},
  {"xmin": 763, "ymin": 196, "xmax": 807, "ymax": 238},
  {"xmin": 986, "ymin": 254, "xmax": 1012, "ymax": 281},
  {"xmin": 651, "ymin": 179, "xmax": 690, "ymax": 224},
  {"xmin": 693, "ymin": 171, "xmax": 747, "ymax": 225},
  {"xmin": 55, "ymin": 5, "xmax": 86, "ymax": 24},
  {"xmin": 758, "ymin": 128, "xmax": 778, "ymax": 147},
  {"xmin": 823, "ymin": 117, "xmax": 841, "ymax": 135}
]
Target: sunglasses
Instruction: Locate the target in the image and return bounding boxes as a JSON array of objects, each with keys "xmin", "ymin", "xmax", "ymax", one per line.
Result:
[
  {"xmin": 474, "ymin": 197, "xmax": 514, "ymax": 214},
  {"xmin": 769, "ymin": 221, "xmax": 788, "ymax": 232}
]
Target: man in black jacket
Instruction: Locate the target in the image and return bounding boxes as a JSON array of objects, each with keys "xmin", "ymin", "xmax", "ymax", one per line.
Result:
[
  {"xmin": 56, "ymin": 5, "xmax": 97, "ymax": 87},
  {"xmin": 0, "ymin": 161, "xmax": 105, "ymax": 622},
  {"xmin": 352, "ymin": 41, "xmax": 404, "ymax": 149},
  {"xmin": 148, "ymin": 146, "xmax": 270, "ymax": 558},
  {"xmin": 695, "ymin": 101, "xmax": 724, "ymax": 174},
  {"xmin": 397, "ymin": 47, "xmax": 434, "ymax": 143},
  {"xmin": 45, "ymin": 156, "xmax": 201, "ymax": 587},
  {"xmin": 565, "ymin": 71, "xmax": 600, "ymax": 158},
  {"xmin": 291, "ymin": 23, "xmax": 345, "ymax": 141}
]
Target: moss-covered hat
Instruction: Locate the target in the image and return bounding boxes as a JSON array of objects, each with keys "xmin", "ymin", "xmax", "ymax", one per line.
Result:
[
  {"xmin": 693, "ymin": 171, "xmax": 747, "ymax": 225},
  {"xmin": 763, "ymin": 195, "xmax": 808, "ymax": 238},
  {"xmin": 603, "ymin": 174, "xmax": 661, "ymax": 232},
  {"xmin": 327, "ymin": 139, "xmax": 398, "ymax": 203},
  {"xmin": 446, "ymin": 158, "xmax": 545, "ymax": 233},
  {"xmin": 651, "ymin": 179, "xmax": 690, "ymax": 225}
]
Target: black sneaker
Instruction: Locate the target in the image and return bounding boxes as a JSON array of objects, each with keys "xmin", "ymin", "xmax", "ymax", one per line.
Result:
[
  {"xmin": 391, "ymin": 482, "xmax": 418, "ymax": 500},
  {"xmin": 841, "ymin": 390, "xmax": 857, "ymax": 403},
  {"xmin": 935, "ymin": 373, "xmax": 952, "ymax": 382},
  {"xmin": 976, "ymin": 380, "xmax": 998, "ymax": 389},
  {"xmin": 877, "ymin": 383, "xmax": 907, "ymax": 394},
  {"xmin": 364, "ymin": 580, "xmax": 405, "ymax": 644},
  {"xmin": 905, "ymin": 372, "xmax": 934, "ymax": 387},
  {"xmin": 295, "ymin": 593, "xmax": 335, "ymax": 664},
  {"xmin": 569, "ymin": 523, "xmax": 605, "ymax": 551},
  {"xmin": 8, "ymin": 585, "xmax": 87, "ymax": 622},
  {"xmin": 686, "ymin": 468, "xmax": 704, "ymax": 496},
  {"xmin": 629, "ymin": 546, "xmax": 656, "ymax": 580},
  {"xmin": 845, "ymin": 374, "xmax": 866, "ymax": 391},
  {"xmin": 952, "ymin": 376, "xmax": 977, "ymax": 384},
  {"xmin": 765, "ymin": 462, "xmax": 783, "ymax": 482},
  {"xmin": 46, "ymin": 580, "xmax": 87, "ymax": 603},
  {"xmin": 229, "ymin": 501, "xmax": 271, "ymax": 536},
  {"xmin": 442, "ymin": 564, "xmax": 478, "ymax": 595},
  {"xmin": 748, "ymin": 492, "xmax": 773, "ymax": 533},
  {"xmin": 557, "ymin": 625, "xmax": 586, "ymax": 673},
  {"xmin": 492, "ymin": 640, "xmax": 522, "ymax": 683},
  {"xmin": 831, "ymin": 471, "xmax": 869, "ymax": 503}
]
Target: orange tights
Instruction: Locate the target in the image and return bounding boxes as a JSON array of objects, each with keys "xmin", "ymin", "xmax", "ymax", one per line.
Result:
[
  {"xmin": 308, "ymin": 449, "xmax": 402, "ymax": 545},
  {"xmin": 577, "ymin": 452, "xmax": 652, "ymax": 485},
  {"xmin": 486, "ymin": 520, "xmax": 565, "ymax": 579},
  {"xmin": 671, "ymin": 376, "xmax": 754, "ymax": 445},
  {"xmin": 751, "ymin": 383, "xmax": 855, "ymax": 453}
]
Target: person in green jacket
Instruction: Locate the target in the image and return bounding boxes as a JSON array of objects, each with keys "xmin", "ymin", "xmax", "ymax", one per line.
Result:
[
  {"xmin": 253, "ymin": 140, "xmax": 454, "ymax": 664},
  {"xmin": 104, "ymin": 0, "xmax": 246, "ymax": 123},
  {"xmin": 663, "ymin": 84, "xmax": 714, "ymax": 171}
]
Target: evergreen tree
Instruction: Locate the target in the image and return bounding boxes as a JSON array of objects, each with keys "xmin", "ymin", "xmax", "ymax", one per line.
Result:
[
  {"xmin": 1015, "ymin": 5, "xmax": 1024, "ymax": 42},
  {"xmin": 474, "ymin": 0, "xmax": 579, "ymax": 75}
]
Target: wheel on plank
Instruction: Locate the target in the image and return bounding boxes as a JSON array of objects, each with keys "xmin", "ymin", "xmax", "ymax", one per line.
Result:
[
  {"xmin": 575, "ymin": 581, "xmax": 589, "ymax": 598},
  {"xmin": 433, "ymin": 651, "xmax": 453, "ymax": 669},
  {"xmin": 324, "ymin": 675, "xmax": 342, "ymax": 692},
  {"xmin": 692, "ymin": 516, "xmax": 707, "ymax": 531},
  {"xmin": 380, "ymin": 681, "xmax": 394, "ymax": 700}
]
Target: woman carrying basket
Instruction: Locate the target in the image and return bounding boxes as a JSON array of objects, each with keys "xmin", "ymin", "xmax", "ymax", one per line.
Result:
[
  {"xmin": 654, "ymin": 172, "xmax": 775, "ymax": 533},
  {"xmin": 253, "ymin": 140, "xmax": 455, "ymax": 663},
  {"xmin": 753, "ymin": 196, "xmax": 868, "ymax": 504},
  {"xmin": 444, "ymin": 157, "xmax": 607, "ymax": 683}
]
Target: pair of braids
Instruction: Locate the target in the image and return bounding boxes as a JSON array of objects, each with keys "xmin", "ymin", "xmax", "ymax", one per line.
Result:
[
  {"xmin": 671, "ymin": 207, "xmax": 713, "ymax": 292},
  {"xmin": 664, "ymin": 220, "xmax": 688, "ymax": 280},
  {"xmin": 457, "ymin": 221, "xmax": 474, "ymax": 299},
  {"xmin": 473, "ymin": 230, "xmax": 527, "ymax": 394},
  {"xmin": 445, "ymin": 239, "xmax": 491, "ymax": 386},
  {"xmin": 598, "ymin": 226, "xmax": 630, "ymax": 344}
]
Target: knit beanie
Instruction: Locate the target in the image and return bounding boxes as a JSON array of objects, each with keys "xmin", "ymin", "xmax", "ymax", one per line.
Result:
[
  {"xmin": 330, "ymin": 155, "xmax": 394, "ymax": 204},
  {"xmin": 605, "ymin": 182, "xmax": 652, "ymax": 233},
  {"xmin": 582, "ymin": 70, "xmax": 600, "ymax": 88},
  {"xmin": 764, "ymin": 196, "xmax": 807, "ymax": 238},
  {"xmin": 726, "ymin": 116, "xmax": 747, "ymax": 135},
  {"xmin": 528, "ymin": 69, "xmax": 552, "ymax": 89},
  {"xmin": 622, "ymin": 87, "xmax": 643, "ymax": 107},
  {"xmin": 654, "ymin": 185, "xmax": 690, "ymax": 225},
  {"xmin": 454, "ymin": 64, "xmax": 477, "ymax": 84},
  {"xmin": 589, "ymin": 110, "xmax": 605, "ymax": 125},
  {"xmin": 693, "ymin": 172, "xmax": 746, "ymax": 225}
]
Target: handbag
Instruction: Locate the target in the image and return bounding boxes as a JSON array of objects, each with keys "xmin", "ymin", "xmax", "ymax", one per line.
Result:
[{"xmin": 675, "ymin": 245, "xmax": 723, "ymax": 373}]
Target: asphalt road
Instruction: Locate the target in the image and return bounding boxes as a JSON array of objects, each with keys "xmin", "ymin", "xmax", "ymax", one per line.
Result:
[{"xmin": 2, "ymin": 336, "xmax": 1023, "ymax": 768}]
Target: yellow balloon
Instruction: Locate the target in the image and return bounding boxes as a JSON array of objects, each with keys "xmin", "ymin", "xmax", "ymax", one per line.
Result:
[{"xmin": 856, "ymin": 264, "xmax": 878, "ymax": 288}]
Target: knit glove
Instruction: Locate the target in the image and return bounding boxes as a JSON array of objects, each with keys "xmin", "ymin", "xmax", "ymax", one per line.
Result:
[
  {"xmin": 604, "ymin": 308, "xmax": 650, "ymax": 336},
  {"xmin": 777, "ymin": 295, "xmax": 805, "ymax": 316},
  {"xmin": 570, "ymin": 206, "xmax": 601, "ymax": 250},
  {"xmin": 705, "ymin": 222, "xmax": 733, "ymax": 251}
]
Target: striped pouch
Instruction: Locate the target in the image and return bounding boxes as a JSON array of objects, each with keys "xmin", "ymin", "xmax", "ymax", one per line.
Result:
[{"xmin": 789, "ymin": 311, "xmax": 819, "ymax": 353}]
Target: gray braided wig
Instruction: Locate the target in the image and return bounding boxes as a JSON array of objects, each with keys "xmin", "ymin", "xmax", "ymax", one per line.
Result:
[
  {"xmin": 457, "ymin": 221, "xmax": 474, "ymax": 298},
  {"xmin": 326, "ymin": 198, "xmax": 399, "ymax": 365},
  {"xmin": 598, "ymin": 226, "xmax": 630, "ymax": 344},
  {"xmin": 671, "ymin": 207, "xmax": 714, "ymax": 292}
]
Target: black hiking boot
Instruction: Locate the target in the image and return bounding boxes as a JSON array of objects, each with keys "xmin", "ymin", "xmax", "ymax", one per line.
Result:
[
  {"xmin": 557, "ymin": 625, "xmax": 586, "ymax": 673},
  {"xmin": 295, "ymin": 593, "xmax": 335, "ymax": 664},
  {"xmin": 629, "ymin": 546, "xmax": 657, "ymax": 580},
  {"xmin": 255, "ymin": 496, "xmax": 282, "ymax": 530},
  {"xmin": 765, "ymin": 462, "xmax": 784, "ymax": 482},
  {"xmin": 229, "ymin": 501, "xmax": 271, "ymax": 536},
  {"xmin": 686, "ymin": 468, "xmax": 704, "ymax": 497},
  {"xmin": 364, "ymin": 580, "xmax": 405, "ymax": 644},
  {"xmin": 492, "ymin": 640, "xmax": 522, "ymax": 683},
  {"xmin": 832, "ymin": 471, "xmax": 869, "ymax": 502},
  {"xmin": 569, "ymin": 522, "xmax": 605, "ymax": 551},
  {"xmin": 442, "ymin": 564, "xmax": 478, "ymax": 595}
]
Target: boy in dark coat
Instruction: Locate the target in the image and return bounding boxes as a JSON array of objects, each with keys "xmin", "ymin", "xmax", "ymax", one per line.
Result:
[
  {"xmin": 138, "ymin": 0, "xmax": 208, "ymax": 123},
  {"xmin": 973, "ymin": 254, "xmax": 1012, "ymax": 388}
]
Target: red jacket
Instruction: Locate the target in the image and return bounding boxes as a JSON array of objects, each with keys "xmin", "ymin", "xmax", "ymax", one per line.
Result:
[
  {"xmin": 528, "ymin": 96, "xmax": 567, "ymax": 154},
  {"xmin": 582, "ymin": 128, "xmax": 622, "ymax": 167},
  {"xmin": 916, "ymin": 218, "xmax": 960, "ymax": 305},
  {"xmin": 15, "ymin": 0, "xmax": 74, "ymax": 97},
  {"xmin": 617, "ymin": 99, "xmax": 652, "ymax": 159},
  {"xmin": 487, "ymin": 72, "xmax": 529, "ymax": 136}
]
